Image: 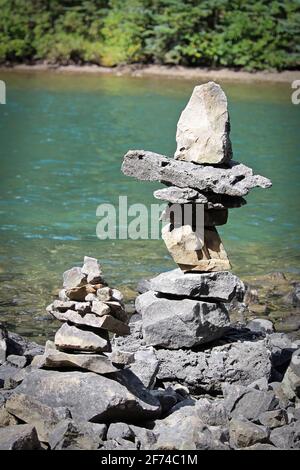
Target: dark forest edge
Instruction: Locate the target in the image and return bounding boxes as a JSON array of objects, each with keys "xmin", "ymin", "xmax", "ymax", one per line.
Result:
[{"xmin": 0, "ymin": 0, "xmax": 299, "ymax": 71}]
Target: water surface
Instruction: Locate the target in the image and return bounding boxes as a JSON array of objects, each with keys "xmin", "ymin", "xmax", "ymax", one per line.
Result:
[{"xmin": 0, "ymin": 70, "xmax": 299, "ymax": 341}]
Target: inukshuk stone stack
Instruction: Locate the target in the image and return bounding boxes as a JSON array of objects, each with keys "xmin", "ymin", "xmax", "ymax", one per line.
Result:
[
  {"xmin": 37, "ymin": 256, "xmax": 130, "ymax": 374},
  {"xmin": 122, "ymin": 81, "xmax": 272, "ymax": 349}
]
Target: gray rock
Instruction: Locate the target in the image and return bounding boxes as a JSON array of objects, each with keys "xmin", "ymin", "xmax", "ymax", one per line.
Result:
[
  {"xmin": 0, "ymin": 324, "xmax": 7, "ymax": 365},
  {"xmin": 137, "ymin": 291, "xmax": 230, "ymax": 349},
  {"xmin": 63, "ymin": 266, "xmax": 86, "ymax": 289},
  {"xmin": 269, "ymin": 424, "xmax": 295, "ymax": 449},
  {"xmin": 0, "ymin": 407, "xmax": 18, "ymax": 427},
  {"xmin": 247, "ymin": 318, "xmax": 275, "ymax": 335},
  {"xmin": 195, "ymin": 398, "xmax": 228, "ymax": 426},
  {"xmin": 55, "ymin": 323, "xmax": 110, "ymax": 353},
  {"xmin": 112, "ymin": 320, "xmax": 144, "ymax": 353},
  {"xmin": 150, "ymin": 269, "xmax": 244, "ymax": 302},
  {"xmin": 101, "ymin": 437, "xmax": 137, "ymax": 450},
  {"xmin": 174, "ymin": 82, "xmax": 232, "ymax": 165},
  {"xmin": 281, "ymin": 348, "xmax": 300, "ymax": 399},
  {"xmin": 243, "ymin": 443, "xmax": 279, "ymax": 450},
  {"xmin": 74, "ymin": 301, "xmax": 91, "ymax": 314},
  {"xmin": 231, "ymin": 389, "xmax": 279, "ymax": 421},
  {"xmin": 109, "ymin": 348, "xmax": 135, "ymax": 366},
  {"xmin": 154, "ymin": 186, "xmax": 202, "ymax": 204},
  {"xmin": 129, "ymin": 424, "xmax": 157, "ymax": 450},
  {"xmin": 49, "ymin": 309, "xmax": 130, "ymax": 336},
  {"xmin": 15, "ymin": 369, "xmax": 161, "ymax": 423},
  {"xmin": 31, "ymin": 349, "xmax": 118, "ymax": 375},
  {"xmin": 129, "ymin": 347, "xmax": 159, "ymax": 389},
  {"xmin": 268, "ymin": 333, "xmax": 298, "ymax": 369},
  {"xmin": 153, "ymin": 406, "xmax": 228, "ymax": 450},
  {"xmin": 48, "ymin": 419, "xmax": 106, "ymax": 450},
  {"xmin": 6, "ymin": 355, "xmax": 27, "ymax": 368},
  {"xmin": 6, "ymin": 331, "xmax": 44, "ymax": 362},
  {"xmin": 5, "ymin": 393, "xmax": 70, "ymax": 442},
  {"xmin": 283, "ymin": 283, "xmax": 300, "ymax": 308},
  {"xmin": 122, "ymin": 150, "xmax": 272, "ymax": 197},
  {"xmin": 0, "ymin": 424, "xmax": 42, "ymax": 450},
  {"xmin": 259, "ymin": 409, "xmax": 288, "ymax": 429},
  {"xmin": 81, "ymin": 256, "xmax": 103, "ymax": 284},
  {"xmin": 229, "ymin": 418, "xmax": 269, "ymax": 448},
  {"xmin": 156, "ymin": 338, "xmax": 272, "ymax": 393},
  {"xmin": 91, "ymin": 300, "xmax": 111, "ymax": 317},
  {"xmin": 107, "ymin": 422, "xmax": 135, "ymax": 442}
]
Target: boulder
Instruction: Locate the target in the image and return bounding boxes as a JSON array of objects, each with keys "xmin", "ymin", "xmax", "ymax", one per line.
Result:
[
  {"xmin": 48, "ymin": 419, "xmax": 106, "ymax": 450},
  {"xmin": 31, "ymin": 349, "xmax": 118, "ymax": 375},
  {"xmin": 122, "ymin": 150, "xmax": 272, "ymax": 197},
  {"xmin": 229, "ymin": 419, "xmax": 269, "ymax": 448},
  {"xmin": 153, "ymin": 405, "xmax": 228, "ymax": 450},
  {"xmin": 150, "ymin": 269, "xmax": 244, "ymax": 302},
  {"xmin": 15, "ymin": 369, "xmax": 161, "ymax": 423},
  {"xmin": 5, "ymin": 393, "xmax": 70, "ymax": 442},
  {"xmin": 54, "ymin": 323, "xmax": 110, "ymax": 353},
  {"xmin": 137, "ymin": 291, "xmax": 230, "ymax": 349},
  {"xmin": 259, "ymin": 409, "xmax": 288, "ymax": 429},
  {"xmin": 156, "ymin": 338, "xmax": 272, "ymax": 393},
  {"xmin": 269, "ymin": 424, "xmax": 295, "ymax": 449},
  {"xmin": 230, "ymin": 389, "xmax": 279, "ymax": 421},
  {"xmin": 0, "ymin": 424, "xmax": 42, "ymax": 450},
  {"xmin": 174, "ymin": 82, "xmax": 232, "ymax": 165}
]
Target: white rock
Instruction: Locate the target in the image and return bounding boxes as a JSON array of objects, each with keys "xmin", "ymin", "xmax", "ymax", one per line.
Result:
[{"xmin": 174, "ymin": 82, "xmax": 232, "ymax": 164}]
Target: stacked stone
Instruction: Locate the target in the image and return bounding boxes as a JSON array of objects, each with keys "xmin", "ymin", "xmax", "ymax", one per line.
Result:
[
  {"xmin": 36, "ymin": 256, "xmax": 129, "ymax": 374},
  {"xmin": 122, "ymin": 81, "xmax": 272, "ymax": 349}
]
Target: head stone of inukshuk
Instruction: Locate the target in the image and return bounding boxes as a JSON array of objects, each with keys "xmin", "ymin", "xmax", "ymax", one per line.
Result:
[{"xmin": 121, "ymin": 81, "xmax": 272, "ymax": 350}]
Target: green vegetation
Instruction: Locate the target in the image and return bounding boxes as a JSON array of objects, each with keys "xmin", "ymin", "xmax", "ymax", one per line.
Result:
[{"xmin": 0, "ymin": 0, "xmax": 299, "ymax": 70}]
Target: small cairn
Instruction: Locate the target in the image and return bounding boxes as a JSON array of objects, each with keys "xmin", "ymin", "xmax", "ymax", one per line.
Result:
[
  {"xmin": 36, "ymin": 257, "xmax": 129, "ymax": 374},
  {"xmin": 122, "ymin": 81, "xmax": 272, "ymax": 350}
]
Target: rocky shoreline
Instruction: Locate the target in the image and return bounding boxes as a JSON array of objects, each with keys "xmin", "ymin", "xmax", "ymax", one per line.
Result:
[
  {"xmin": 1, "ymin": 292, "xmax": 300, "ymax": 450},
  {"xmin": 0, "ymin": 63, "xmax": 298, "ymax": 83}
]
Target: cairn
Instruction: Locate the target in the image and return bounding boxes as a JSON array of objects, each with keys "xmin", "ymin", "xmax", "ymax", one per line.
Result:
[
  {"xmin": 34, "ymin": 256, "xmax": 129, "ymax": 374},
  {"xmin": 122, "ymin": 81, "xmax": 272, "ymax": 349}
]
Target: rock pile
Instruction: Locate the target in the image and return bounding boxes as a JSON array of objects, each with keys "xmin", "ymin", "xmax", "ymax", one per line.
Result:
[
  {"xmin": 41, "ymin": 256, "xmax": 129, "ymax": 374},
  {"xmin": 122, "ymin": 81, "xmax": 271, "ymax": 349},
  {"xmin": 1, "ymin": 82, "xmax": 300, "ymax": 451}
]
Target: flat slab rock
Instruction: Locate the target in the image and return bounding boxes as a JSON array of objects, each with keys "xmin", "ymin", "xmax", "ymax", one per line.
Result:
[
  {"xmin": 155, "ymin": 338, "xmax": 272, "ymax": 393},
  {"xmin": 15, "ymin": 369, "xmax": 161, "ymax": 423},
  {"xmin": 32, "ymin": 349, "xmax": 118, "ymax": 375},
  {"xmin": 150, "ymin": 269, "xmax": 245, "ymax": 302},
  {"xmin": 136, "ymin": 291, "xmax": 230, "ymax": 349},
  {"xmin": 122, "ymin": 150, "xmax": 272, "ymax": 197}
]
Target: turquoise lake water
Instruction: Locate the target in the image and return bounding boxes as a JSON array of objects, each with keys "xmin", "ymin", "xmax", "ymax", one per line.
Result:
[{"xmin": 0, "ymin": 70, "xmax": 299, "ymax": 341}]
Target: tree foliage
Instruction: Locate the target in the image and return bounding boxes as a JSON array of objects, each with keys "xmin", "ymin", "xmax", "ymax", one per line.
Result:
[{"xmin": 0, "ymin": 0, "xmax": 299, "ymax": 70}]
